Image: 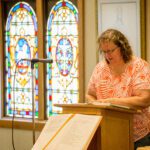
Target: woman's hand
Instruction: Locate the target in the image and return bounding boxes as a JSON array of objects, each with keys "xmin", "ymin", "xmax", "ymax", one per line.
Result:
[{"xmin": 97, "ymin": 98, "xmax": 116, "ymax": 103}]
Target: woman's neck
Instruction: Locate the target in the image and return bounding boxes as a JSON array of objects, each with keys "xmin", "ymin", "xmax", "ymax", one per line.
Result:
[{"xmin": 109, "ymin": 60, "xmax": 127, "ymax": 76}]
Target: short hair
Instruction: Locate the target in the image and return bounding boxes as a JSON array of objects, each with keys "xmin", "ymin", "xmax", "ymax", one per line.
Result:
[{"xmin": 98, "ymin": 29, "xmax": 133, "ymax": 63}]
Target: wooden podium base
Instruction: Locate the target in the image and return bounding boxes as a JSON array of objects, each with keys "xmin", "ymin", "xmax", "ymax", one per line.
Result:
[{"xmin": 55, "ymin": 103, "xmax": 136, "ymax": 150}]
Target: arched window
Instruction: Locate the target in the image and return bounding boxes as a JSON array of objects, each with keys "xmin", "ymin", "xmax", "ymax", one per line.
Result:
[
  {"xmin": 5, "ymin": 2, "xmax": 38, "ymax": 118},
  {"xmin": 46, "ymin": 0, "xmax": 79, "ymax": 116}
]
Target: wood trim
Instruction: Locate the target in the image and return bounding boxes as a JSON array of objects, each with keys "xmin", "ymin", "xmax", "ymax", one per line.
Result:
[
  {"xmin": 58, "ymin": 103, "xmax": 134, "ymax": 150},
  {"xmin": 0, "ymin": 0, "xmax": 46, "ymax": 131},
  {"xmin": 0, "ymin": 118, "xmax": 45, "ymax": 131},
  {"xmin": 95, "ymin": 0, "xmax": 99, "ymax": 63},
  {"xmin": 78, "ymin": 0, "xmax": 85, "ymax": 103},
  {"xmin": 36, "ymin": 0, "xmax": 45, "ymax": 120},
  {"xmin": 140, "ymin": 0, "xmax": 146, "ymax": 59},
  {"xmin": 0, "ymin": 0, "xmax": 5, "ymax": 117},
  {"xmin": 0, "ymin": 0, "xmax": 85, "ymax": 125}
]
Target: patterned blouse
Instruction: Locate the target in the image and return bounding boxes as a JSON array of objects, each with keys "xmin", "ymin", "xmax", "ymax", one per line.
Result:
[{"xmin": 87, "ymin": 56, "xmax": 150, "ymax": 141}]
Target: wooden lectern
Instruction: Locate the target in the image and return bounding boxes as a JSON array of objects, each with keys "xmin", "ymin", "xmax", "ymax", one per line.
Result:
[{"xmin": 55, "ymin": 103, "xmax": 138, "ymax": 150}]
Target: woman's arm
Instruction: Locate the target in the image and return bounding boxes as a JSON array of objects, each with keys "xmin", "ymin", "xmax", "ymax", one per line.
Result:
[
  {"xmin": 86, "ymin": 94, "xmax": 96, "ymax": 101},
  {"xmin": 86, "ymin": 89, "xmax": 97, "ymax": 102},
  {"xmin": 97, "ymin": 89, "xmax": 150, "ymax": 109}
]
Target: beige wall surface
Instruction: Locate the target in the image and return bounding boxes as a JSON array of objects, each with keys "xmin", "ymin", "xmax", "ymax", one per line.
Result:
[
  {"xmin": 0, "ymin": 128, "xmax": 40, "ymax": 150},
  {"xmin": 84, "ymin": 0, "xmax": 98, "ymax": 89}
]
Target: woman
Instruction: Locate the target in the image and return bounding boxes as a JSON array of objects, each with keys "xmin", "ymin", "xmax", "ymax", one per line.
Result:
[{"xmin": 86, "ymin": 29, "xmax": 150, "ymax": 149}]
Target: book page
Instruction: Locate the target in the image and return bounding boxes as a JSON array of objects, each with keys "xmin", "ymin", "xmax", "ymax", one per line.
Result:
[
  {"xmin": 32, "ymin": 114, "xmax": 102, "ymax": 150},
  {"xmin": 32, "ymin": 114, "xmax": 73, "ymax": 150},
  {"xmin": 88, "ymin": 101, "xmax": 131, "ymax": 109},
  {"xmin": 44, "ymin": 114, "xmax": 102, "ymax": 150}
]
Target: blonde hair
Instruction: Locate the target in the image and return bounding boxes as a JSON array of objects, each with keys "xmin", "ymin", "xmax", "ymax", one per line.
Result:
[{"xmin": 98, "ymin": 29, "xmax": 133, "ymax": 63}]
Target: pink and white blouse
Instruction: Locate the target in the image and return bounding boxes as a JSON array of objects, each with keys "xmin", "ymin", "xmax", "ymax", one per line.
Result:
[{"xmin": 87, "ymin": 56, "xmax": 150, "ymax": 141}]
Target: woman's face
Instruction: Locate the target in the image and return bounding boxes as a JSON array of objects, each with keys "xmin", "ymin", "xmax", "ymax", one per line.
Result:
[{"xmin": 100, "ymin": 41, "xmax": 123, "ymax": 64}]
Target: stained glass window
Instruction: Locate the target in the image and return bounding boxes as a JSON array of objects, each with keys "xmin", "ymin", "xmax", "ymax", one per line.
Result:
[
  {"xmin": 46, "ymin": 0, "xmax": 79, "ymax": 116},
  {"xmin": 5, "ymin": 2, "xmax": 38, "ymax": 118}
]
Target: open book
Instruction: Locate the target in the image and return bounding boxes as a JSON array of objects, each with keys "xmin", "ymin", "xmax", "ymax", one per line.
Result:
[
  {"xmin": 87, "ymin": 101, "xmax": 131, "ymax": 109},
  {"xmin": 32, "ymin": 114, "xmax": 102, "ymax": 150}
]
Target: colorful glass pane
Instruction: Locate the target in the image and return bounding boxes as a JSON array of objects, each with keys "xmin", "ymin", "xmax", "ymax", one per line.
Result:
[
  {"xmin": 5, "ymin": 2, "xmax": 38, "ymax": 118},
  {"xmin": 46, "ymin": 0, "xmax": 79, "ymax": 116}
]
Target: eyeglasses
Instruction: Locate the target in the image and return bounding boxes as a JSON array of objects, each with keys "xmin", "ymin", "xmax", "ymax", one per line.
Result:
[{"xmin": 100, "ymin": 47, "xmax": 118, "ymax": 55}]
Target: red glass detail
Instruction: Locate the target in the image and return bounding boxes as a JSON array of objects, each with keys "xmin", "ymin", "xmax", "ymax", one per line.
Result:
[
  {"xmin": 26, "ymin": 111, "xmax": 29, "ymax": 115},
  {"xmin": 8, "ymin": 94, "xmax": 11, "ymax": 99},
  {"xmin": 49, "ymin": 95, "xmax": 52, "ymax": 100},
  {"xmin": 62, "ymin": 2, "xmax": 66, "ymax": 7},
  {"xmin": 8, "ymin": 47, "xmax": 10, "ymax": 52},
  {"xmin": 36, "ymin": 79, "xmax": 38, "ymax": 85},
  {"xmin": 49, "ymin": 47, "xmax": 51, "ymax": 52},
  {"xmin": 20, "ymin": 3, "xmax": 23, "ymax": 8}
]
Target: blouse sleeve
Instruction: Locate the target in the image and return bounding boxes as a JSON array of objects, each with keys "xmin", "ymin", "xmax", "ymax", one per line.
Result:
[{"xmin": 131, "ymin": 59, "xmax": 150, "ymax": 91}]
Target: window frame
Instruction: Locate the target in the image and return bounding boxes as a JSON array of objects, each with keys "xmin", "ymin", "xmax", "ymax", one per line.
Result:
[{"xmin": 0, "ymin": 0, "xmax": 84, "ymax": 130}]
